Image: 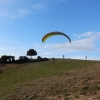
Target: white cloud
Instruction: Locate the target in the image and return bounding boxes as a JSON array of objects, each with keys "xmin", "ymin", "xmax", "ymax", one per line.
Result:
[
  {"xmin": 0, "ymin": 46, "xmax": 28, "ymax": 50},
  {"xmin": 0, "ymin": 47, "xmax": 5, "ymax": 50},
  {"xmin": 50, "ymin": 32, "xmax": 100, "ymax": 52},
  {"xmin": 57, "ymin": 0, "xmax": 65, "ymax": 2},
  {"xmin": 74, "ymin": 31, "xmax": 100, "ymax": 39},
  {"xmin": 32, "ymin": 3, "xmax": 46, "ymax": 11},
  {"xmin": 18, "ymin": 9, "xmax": 31, "ymax": 16},
  {"xmin": 0, "ymin": 11, "xmax": 10, "ymax": 18},
  {"xmin": 0, "ymin": 0, "xmax": 11, "ymax": 5},
  {"xmin": 74, "ymin": 31, "xmax": 93, "ymax": 38},
  {"xmin": 0, "ymin": 47, "xmax": 16, "ymax": 50},
  {"xmin": 0, "ymin": 8, "xmax": 31, "ymax": 18},
  {"xmin": 72, "ymin": 56, "xmax": 100, "ymax": 61},
  {"xmin": 0, "ymin": 0, "xmax": 66, "ymax": 25},
  {"xmin": 46, "ymin": 36, "xmax": 95, "ymax": 52},
  {"xmin": 0, "ymin": 1, "xmax": 47, "ymax": 25}
]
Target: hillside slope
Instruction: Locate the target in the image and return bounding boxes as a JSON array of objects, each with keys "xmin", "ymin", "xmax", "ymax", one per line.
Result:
[{"xmin": 0, "ymin": 59, "xmax": 100, "ymax": 100}]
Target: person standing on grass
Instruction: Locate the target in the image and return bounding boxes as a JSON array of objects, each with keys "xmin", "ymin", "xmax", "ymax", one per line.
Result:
[
  {"xmin": 63, "ymin": 55, "xmax": 64, "ymax": 59},
  {"xmin": 52, "ymin": 57, "xmax": 55, "ymax": 63},
  {"xmin": 85, "ymin": 56, "xmax": 87, "ymax": 60}
]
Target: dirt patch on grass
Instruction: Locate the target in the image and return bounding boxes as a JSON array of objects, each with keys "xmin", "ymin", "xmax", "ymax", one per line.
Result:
[{"xmin": 4, "ymin": 63, "xmax": 100, "ymax": 100}]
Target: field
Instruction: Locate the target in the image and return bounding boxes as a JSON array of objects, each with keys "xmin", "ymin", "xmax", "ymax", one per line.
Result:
[{"xmin": 0, "ymin": 59, "xmax": 100, "ymax": 100}]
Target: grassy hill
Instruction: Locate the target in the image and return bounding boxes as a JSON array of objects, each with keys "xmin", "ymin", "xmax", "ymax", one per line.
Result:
[{"xmin": 0, "ymin": 59, "xmax": 100, "ymax": 100}]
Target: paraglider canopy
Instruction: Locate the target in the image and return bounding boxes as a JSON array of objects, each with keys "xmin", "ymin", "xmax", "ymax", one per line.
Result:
[{"xmin": 42, "ymin": 31, "xmax": 71, "ymax": 43}]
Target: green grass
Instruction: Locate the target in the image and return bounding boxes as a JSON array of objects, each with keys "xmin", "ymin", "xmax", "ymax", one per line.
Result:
[{"xmin": 0, "ymin": 59, "xmax": 99, "ymax": 99}]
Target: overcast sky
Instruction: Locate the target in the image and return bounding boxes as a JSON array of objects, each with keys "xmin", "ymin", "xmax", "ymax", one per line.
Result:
[{"xmin": 0, "ymin": 0, "xmax": 100, "ymax": 60}]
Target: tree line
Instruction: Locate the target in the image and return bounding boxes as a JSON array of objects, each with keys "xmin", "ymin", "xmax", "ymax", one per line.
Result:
[{"xmin": 0, "ymin": 49, "xmax": 49, "ymax": 65}]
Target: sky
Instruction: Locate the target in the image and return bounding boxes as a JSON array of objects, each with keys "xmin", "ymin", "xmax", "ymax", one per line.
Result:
[{"xmin": 0, "ymin": 0, "xmax": 100, "ymax": 60}]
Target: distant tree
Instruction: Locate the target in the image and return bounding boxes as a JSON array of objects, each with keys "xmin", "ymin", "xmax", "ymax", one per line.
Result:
[
  {"xmin": 19, "ymin": 56, "xmax": 24, "ymax": 60},
  {"xmin": 37, "ymin": 56, "xmax": 41, "ymax": 59},
  {"xmin": 11, "ymin": 56, "xmax": 15, "ymax": 63},
  {"xmin": 0, "ymin": 55, "xmax": 15, "ymax": 64},
  {"xmin": 27, "ymin": 49, "xmax": 37, "ymax": 59},
  {"xmin": 19, "ymin": 56, "xmax": 29, "ymax": 60},
  {"xmin": 0, "ymin": 58, "xmax": 4, "ymax": 65},
  {"xmin": 0, "ymin": 55, "xmax": 8, "ymax": 64},
  {"xmin": 17, "ymin": 56, "xmax": 29, "ymax": 63},
  {"xmin": 6, "ymin": 55, "xmax": 15, "ymax": 63}
]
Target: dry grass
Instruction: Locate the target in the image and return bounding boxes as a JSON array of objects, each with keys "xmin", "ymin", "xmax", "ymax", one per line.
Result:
[{"xmin": 4, "ymin": 63, "xmax": 100, "ymax": 100}]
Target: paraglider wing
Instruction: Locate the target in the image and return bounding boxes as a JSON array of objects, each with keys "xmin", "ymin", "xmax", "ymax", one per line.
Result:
[{"xmin": 42, "ymin": 31, "xmax": 71, "ymax": 43}]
